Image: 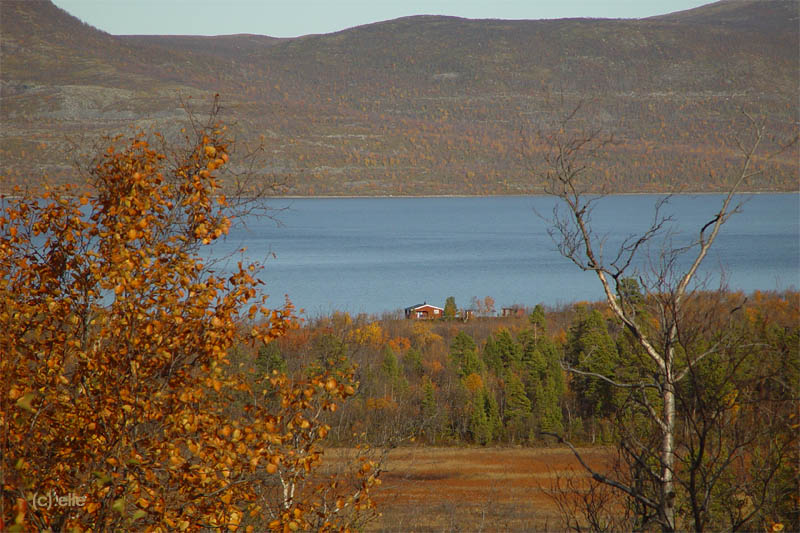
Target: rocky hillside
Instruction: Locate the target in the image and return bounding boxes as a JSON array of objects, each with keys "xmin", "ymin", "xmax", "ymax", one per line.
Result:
[{"xmin": 1, "ymin": 0, "xmax": 797, "ymax": 194}]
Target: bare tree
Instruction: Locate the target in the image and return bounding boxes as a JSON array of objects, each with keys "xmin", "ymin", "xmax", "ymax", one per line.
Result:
[
  {"xmin": 551, "ymin": 469, "xmax": 641, "ymax": 532},
  {"xmin": 528, "ymin": 100, "xmax": 798, "ymax": 532}
]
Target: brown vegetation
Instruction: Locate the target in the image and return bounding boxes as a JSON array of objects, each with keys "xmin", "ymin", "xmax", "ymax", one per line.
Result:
[
  {"xmin": 0, "ymin": 117, "xmax": 380, "ymax": 532},
  {"xmin": 1, "ymin": 0, "xmax": 798, "ymax": 194},
  {"xmin": 330, "ymin": 446, "xmax": 612, "ymax": 532}
]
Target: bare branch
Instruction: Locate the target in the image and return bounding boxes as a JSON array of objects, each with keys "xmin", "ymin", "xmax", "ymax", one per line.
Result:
[
  {"xmin": 541, "ymin": 432, "xmax": 662, "ymax": 513},
  {"xmin": 675, "ymin": 111, "xmax": 766, "ymax": 305},
  {"xmin": 560, "ymin": 361, "xmax": 659, "ymax": 391}
]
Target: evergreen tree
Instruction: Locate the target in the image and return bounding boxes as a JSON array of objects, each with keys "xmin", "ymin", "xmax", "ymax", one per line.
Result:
[
  {"xmin": 450, "ymin": 330, "xmax": 476, "ymax": 361},
  {"xmin": 492, "ymin": 328, "xmax": 523, "ymax": 370},
  {"xmin": 403, "ymin": 347, "xmax": 424, "ymax": 378},
  {"xmin": 521, "ymin": 334, "xmax": 547, "ymax": 375},
  {"xmin": 524, "ymin": 342, "xmax": 566, "ymax": 436},
  {"xmin": 519, "ymin": 310, "xmax": 566, "ymax": 437},
  {"xmin": 256, "ymin": 342, "xmax": 288, "ymax": 375},
  {"xmin": 450, "ymin": 331, "xmax": 484, "ymax": 377},
  {"xmin": 483, "ymin": 387, "xmax": 503, "ymax": 441},
  {"xmin": 380, "ymin": 345, "xmax": 408, "ymax": 397},
  {"xmin": 534, "ymin": 376, "xmax": 564, "ymax": 435},
  {"xmin": 381, "ymin": 345, "xmax": 401, "ymax": 379},
  {"xmin": 482, "ymin": 335, "xmax": 504, "ymax": 375},
  {"xmin": 529, "ymin": 304, "xmax": 547, "ymax": 342},
  {"xmin": 420, "ymin": 376, "xmax": 442, "ymax": 442},
  {"xmin": 310, "ymin": 332, "xmax": 349, "ymax": 373},
  {"xmin": 421, "ymin": 377, "xmax": 437, "ymax": 419},
  {"xmin": 566, "ymin": 307, "xmax": 622, "ymax": 422},
  {"xmin": 468, "ymin": 387, "xmax": 492, "ymax": 445},
  {"xmin": 504, "ymin": 371, "xmax": 532, "ymax": 441},
  {"xmin": 444, "ymin": 296, "xmax": 458, "ymax": 319},
  {"xmin": 462, "ymin": 347, "xmax": 484, "ymax": 378},
  {"xmin": 617, "ymin": 277, "xmax": 644, "ymax": 310}
]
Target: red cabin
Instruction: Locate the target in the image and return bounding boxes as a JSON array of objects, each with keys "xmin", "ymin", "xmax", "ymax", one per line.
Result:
[{"xmin": 404, "ymin": 302, "xmax": 444, "ymax": 320}]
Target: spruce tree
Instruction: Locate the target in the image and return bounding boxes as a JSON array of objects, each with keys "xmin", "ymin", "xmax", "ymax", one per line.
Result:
[
  {"xmin": 256, "ymin": 342, "xmax": 288, "ymax": 375},
  {"xmin": 529, "ymin": 304, "xmax": 547, "ymax": 342},
  {"xmin": 450, "ymin": 331, "xmax": 484, "ymax": 377},
  {"xmin": 482, "ymin": 335, "xmax": 504, "ymax": 375},
  {"xmin": 535, "ymin": 376, "xmax": 564, "ymax": 435},
  {"xmin": 380, "ymin": 345, "xmax": 408, "ymax": 397},
  {"xmin": 421, "ymin": 377, "xmax": 437, "ymax": 419},
  {"xmin": 521, "ymin": 310, "xmax": 565, "ymax": 437},
  {"xmin": 468, "ymin": 388, "xmax": 492, "ymax": 445},
  {"xmin": 484, "ymin": 388, "xmax": 503, "ymax": 441},
  {"xmin": 403, "ymin": 347, "xmax": 424, "ymax": 377},
  {"xmin": 493, "ymin": 328, "xmax": 523, "ymax": 370},
  {"xmin": 566, "ymin": 308, "xmax": 621, "ymax": 422},
  {"xmin": 504, "ymin": 371, "xmax": 532, "ymax": 442},
  {"xmin": 444, "ymin": 296, "xmax": 458, "ymax": 319},
  {"xmin": 420, "ymin": 376, "xmax": 441, "ymax": 442}
]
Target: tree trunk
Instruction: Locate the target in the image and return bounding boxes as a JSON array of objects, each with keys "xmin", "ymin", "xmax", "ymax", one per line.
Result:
[{"xmin": 660, "ymin": 362, "xmax": 676, "ymax": 532}]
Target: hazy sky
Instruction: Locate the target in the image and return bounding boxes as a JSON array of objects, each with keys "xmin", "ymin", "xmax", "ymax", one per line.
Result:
[{"xmin": 51, "ymin": 0, "xmax": 713, "ymax": 38}]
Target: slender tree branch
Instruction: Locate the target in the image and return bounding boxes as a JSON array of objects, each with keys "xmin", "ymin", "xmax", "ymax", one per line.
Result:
[
  {"xmin": 560, "ymin": 361, "xmax": 659, "ymax": 390},
  {"xmin": 542, "ymin": 432, "xmax": 662, "ymax": 513}
]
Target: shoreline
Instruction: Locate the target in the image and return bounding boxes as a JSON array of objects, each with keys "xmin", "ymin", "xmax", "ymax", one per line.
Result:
[
  {"xmin": 295, "ymin": 286, "xmax": 800, "ymax": 320},
  {"xmin": 4, "ymin": 190, "xmax": 797, "ymax": 200},
  {"xmin": 271, "ymin": 190, "xmax": 800, "ymax": 199}
]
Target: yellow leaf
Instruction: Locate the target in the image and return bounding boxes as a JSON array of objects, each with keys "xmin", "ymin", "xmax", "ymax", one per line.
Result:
[
  {"xmin": 15, "ymin": 392, "xmax": 36, "ymax": 412},
  {"xmin": 111, "ymin": 497, "xmax": 125, "ymax": 513}
]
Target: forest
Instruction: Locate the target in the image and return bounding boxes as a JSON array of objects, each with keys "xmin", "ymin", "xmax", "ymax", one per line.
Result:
[
  {"xmin": 2, "ymin": 1, "xmax": 799, "ymax": 531},
  {"xmin": 1, "ymin": 104, "xmax": 797, "ymax": 531},
  {"xmin": 247, "ymin": 292, "xmax": 798, "ymax": 451}
]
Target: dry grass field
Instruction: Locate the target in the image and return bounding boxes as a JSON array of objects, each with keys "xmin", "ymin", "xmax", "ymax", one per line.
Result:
[{"xmin": 328, "ymin": 446, "xmax": 613, "ymax": 532}]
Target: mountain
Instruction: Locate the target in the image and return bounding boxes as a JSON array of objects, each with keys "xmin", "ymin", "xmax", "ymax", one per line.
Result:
[{"xmin": 1, "ymin": 0, "xmax": 797, "ymax": 195}]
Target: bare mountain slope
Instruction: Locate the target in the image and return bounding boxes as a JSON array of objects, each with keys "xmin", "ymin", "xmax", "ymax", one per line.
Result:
[{"xmin": 1, "ymin": 0, "xmax": 797, "ymax": 194}]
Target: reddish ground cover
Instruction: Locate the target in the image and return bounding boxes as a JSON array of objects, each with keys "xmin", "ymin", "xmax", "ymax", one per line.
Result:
[{"xmin": 338, "ymin": 446, "xmax": 612, "ymax": 532}]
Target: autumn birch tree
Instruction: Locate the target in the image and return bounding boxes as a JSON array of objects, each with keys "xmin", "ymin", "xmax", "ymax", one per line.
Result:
[{"xmin": 1, "ymin": 108, "xmax": 380, "ymax": 531}]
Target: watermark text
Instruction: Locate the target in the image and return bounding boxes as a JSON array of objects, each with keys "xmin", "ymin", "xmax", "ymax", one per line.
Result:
[{"xmin": 30, "ymin": 490, "xmax": 86, "ymax": 511}]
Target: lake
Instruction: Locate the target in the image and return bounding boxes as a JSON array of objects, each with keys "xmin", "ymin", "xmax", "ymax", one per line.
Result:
[{"xmin": 207, "ymin": 194, "xmax": 799, "ymax": 316}]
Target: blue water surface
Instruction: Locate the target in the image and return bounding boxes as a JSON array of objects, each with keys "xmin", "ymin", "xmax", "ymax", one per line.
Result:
[{"xmin": 205, "ymin": 194, "xmax": 799, "ymax": 316}]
